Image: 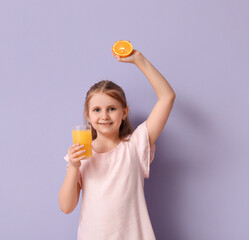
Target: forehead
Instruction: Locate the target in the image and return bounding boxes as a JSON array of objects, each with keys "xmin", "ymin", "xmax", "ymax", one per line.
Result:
[{"xmin": 89, "ymin": 93, "xmax": 122, "ymax": 108}]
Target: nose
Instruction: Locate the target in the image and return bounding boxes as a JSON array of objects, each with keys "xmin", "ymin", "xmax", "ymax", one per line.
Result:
[{"xmin": 101, "ymin": 110, "xmax": 110, "ymax": 120}]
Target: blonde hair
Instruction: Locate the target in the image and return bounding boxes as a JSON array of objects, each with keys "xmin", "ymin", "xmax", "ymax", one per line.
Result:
[{"xmin": 84, "ymin": 80, "xmax": 133, "ymax": 140}]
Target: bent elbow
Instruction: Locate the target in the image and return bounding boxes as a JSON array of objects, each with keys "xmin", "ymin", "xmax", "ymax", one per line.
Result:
[
  {"xmin": 60, "ymin": 206, "xmax": 74, "ymax": 214},
  {"xmin": 163, "ymin": 93, "xmax": 175, "ymax": 102},
  {"xmin": 170, "ymin": 92, "xmax": 176, "ymax": 99},
  {"xmin": 63, "ymin": 210, "xmax": 73, "ymax": 215},
  {"xmin": 59, "ymin": 199, "xmax": 75, "ymax": 214}
]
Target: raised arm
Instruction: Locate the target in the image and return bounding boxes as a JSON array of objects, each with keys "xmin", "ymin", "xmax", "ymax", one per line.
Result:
[
  {"xmin": 134, "ymin": 52, "xmax": 175, "ymax": 146},
  {"xmin": 113, "ymin": 49, "xmax": 176, "ymax": 146}
]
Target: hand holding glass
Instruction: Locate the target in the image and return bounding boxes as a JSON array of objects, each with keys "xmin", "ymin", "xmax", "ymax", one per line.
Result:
[{"xmin": 72, "ymin": 125, "xmax": 92, "ymax": 159}]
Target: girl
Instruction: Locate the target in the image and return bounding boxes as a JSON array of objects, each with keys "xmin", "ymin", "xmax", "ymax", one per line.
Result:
[{"xmin": 59, "ymin": 49, "xmax": 176, "ymax": 239}]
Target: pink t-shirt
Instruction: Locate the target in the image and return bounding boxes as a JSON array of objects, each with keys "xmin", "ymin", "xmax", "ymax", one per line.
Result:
[{"xmin": 64, "ymin": 121, "xmax": 156, "ymax": 240}]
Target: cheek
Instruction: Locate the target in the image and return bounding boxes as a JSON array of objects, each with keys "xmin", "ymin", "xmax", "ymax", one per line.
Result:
[
  {"xmin": 111, "ymin": 111, "xmax": 122, "ymax": 119},
  {"xmin": 115, "ymin": 112, "xmax": 124, "ymax": 123},
  {"xmin": 88, "ymin": 113, "xmax": 96, "ymax": 122}
]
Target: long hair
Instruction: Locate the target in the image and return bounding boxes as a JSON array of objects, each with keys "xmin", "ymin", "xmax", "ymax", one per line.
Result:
[{"xmin": 84, "ymin": 80, "xmax": 133, "ymax": 140}]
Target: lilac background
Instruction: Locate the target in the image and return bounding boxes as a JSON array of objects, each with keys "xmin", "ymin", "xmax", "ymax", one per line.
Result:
[{"xmin": 0, "ymin": 0, "xmax": 248, "ymax": 239}]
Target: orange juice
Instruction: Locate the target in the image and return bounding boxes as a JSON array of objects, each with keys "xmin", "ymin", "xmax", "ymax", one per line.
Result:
[{"xmin": 72, "ymin": 128, "xmax": 92, "ymax": 158}]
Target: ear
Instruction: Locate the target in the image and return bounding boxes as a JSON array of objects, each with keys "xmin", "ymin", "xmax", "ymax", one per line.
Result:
[{"xmin": 122, "ymin": 106, "xmax": 129, "ymax": 120}]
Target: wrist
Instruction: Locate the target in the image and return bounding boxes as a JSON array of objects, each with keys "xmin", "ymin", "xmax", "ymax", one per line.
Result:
[
  {"xmin": 134, "ymin": 53, "xmax": 146, "ymax": 66},
  {"xmin": 68, "ymin": 161, "xmax": 80, "ymax": 170}
]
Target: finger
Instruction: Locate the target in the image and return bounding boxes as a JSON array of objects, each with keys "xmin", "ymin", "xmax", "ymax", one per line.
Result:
[
  {"xmin": 73, "ymin": 155, "xmax": 86, "ymax": 162},
  {"xmin": 70, "ymin": 145, "xmax": 85, "ymax": 154},
  {"xmin": 115, "ymin": 55, "xmax": 121, "ymax": 61},
  {"xmin": 72, "ymin": 149, "xmax": 86, "ymax": 158},
  {"xmin": 69, "ymin": 143, "xmax": 80, "ymax": 151},
  {"xmin": 74, "ymin": 145, "xmax": 85, "ymax": 151},
  {"xmin": 118, "ymin": 57, "xmax": 128, "ymax": 63}
]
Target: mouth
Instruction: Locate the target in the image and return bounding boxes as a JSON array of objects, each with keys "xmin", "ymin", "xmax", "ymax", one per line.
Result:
[{"xmin": 98, "ymin": 122, "xmax": 113, "ymax": 126}]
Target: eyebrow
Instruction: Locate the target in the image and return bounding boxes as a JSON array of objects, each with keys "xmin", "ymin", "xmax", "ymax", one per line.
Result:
[{"xmin": 91, "ymin": 105, "xmax": 117, "ymax": 109}]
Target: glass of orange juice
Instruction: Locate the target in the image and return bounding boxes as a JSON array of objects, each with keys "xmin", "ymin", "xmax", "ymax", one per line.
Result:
[{"xmin": 72, "ymin": 125, "xmax": 92, "ymax": 159}]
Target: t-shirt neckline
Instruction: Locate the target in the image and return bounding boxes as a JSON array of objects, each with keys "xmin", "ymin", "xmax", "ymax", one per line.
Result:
[{"xmin": 91, "ymin": 140, "xmax": 123, "ymax": 155}]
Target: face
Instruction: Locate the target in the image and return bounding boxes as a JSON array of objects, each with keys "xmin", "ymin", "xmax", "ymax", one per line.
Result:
[{"xmin": 86, "ymin": 93, "xmax": 129, "ymax": 139}]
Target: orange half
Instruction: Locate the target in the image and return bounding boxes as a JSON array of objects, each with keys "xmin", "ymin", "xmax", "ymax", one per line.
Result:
[{"xmin": 112, "ymin": 40, "xmax": 133, "ymax": 58}]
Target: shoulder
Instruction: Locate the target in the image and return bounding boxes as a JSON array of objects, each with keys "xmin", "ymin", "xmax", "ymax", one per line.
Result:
[
  {"xmin": 130, "ymin": 121, "xmax": 148, "ymax": 140},
  {"xmin": 124, "ymin": 121, "xmax": 150, "ymax": 149}
]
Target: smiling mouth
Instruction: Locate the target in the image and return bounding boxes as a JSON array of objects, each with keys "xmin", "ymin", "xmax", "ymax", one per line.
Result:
[{"xmin": 98, "ymin": 123, "xmax": 113, "ymax": 126}]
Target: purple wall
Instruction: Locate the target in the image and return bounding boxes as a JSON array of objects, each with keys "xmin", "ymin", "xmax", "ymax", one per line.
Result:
[{"xmin": 1, "ymin": 1, "xmax": 248, "ymax": 239}]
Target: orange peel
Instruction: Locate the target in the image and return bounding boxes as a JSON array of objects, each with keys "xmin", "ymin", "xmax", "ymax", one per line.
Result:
[{"xmin": 112, "ymin": 40, "xmax": 133, "ymax": 58}]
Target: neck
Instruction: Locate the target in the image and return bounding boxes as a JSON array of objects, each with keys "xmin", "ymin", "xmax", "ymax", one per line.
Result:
[
  {"xmin": 92, "ymin": 131, "xmax": 121, "ymax": 153},
  {"xmin": 96, "ymin": 131, "xmax": 121, "ymax": 145}
]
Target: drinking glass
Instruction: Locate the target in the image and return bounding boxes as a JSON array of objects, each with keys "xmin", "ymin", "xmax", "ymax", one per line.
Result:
[{"xmin": 72, "ymin": 125, "xmax": 92, "ymax": 159}]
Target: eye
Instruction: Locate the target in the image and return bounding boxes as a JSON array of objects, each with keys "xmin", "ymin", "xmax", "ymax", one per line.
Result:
[
  {"xmin": 109, "ymin": 107, "xmax": 116, "ymax": 111},
  {"xmin": 93, "ymin": 108, "xmax": 100, "ymax": 112}
]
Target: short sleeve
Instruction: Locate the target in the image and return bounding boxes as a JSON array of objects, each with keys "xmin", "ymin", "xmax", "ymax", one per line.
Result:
[
  {"xmin": 64, "ymin": 154, "xmax": 82, "ymax": 188},
  {"xmin": 130, "ymin": 121, "xmax": 156, "ymax": 179}
]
